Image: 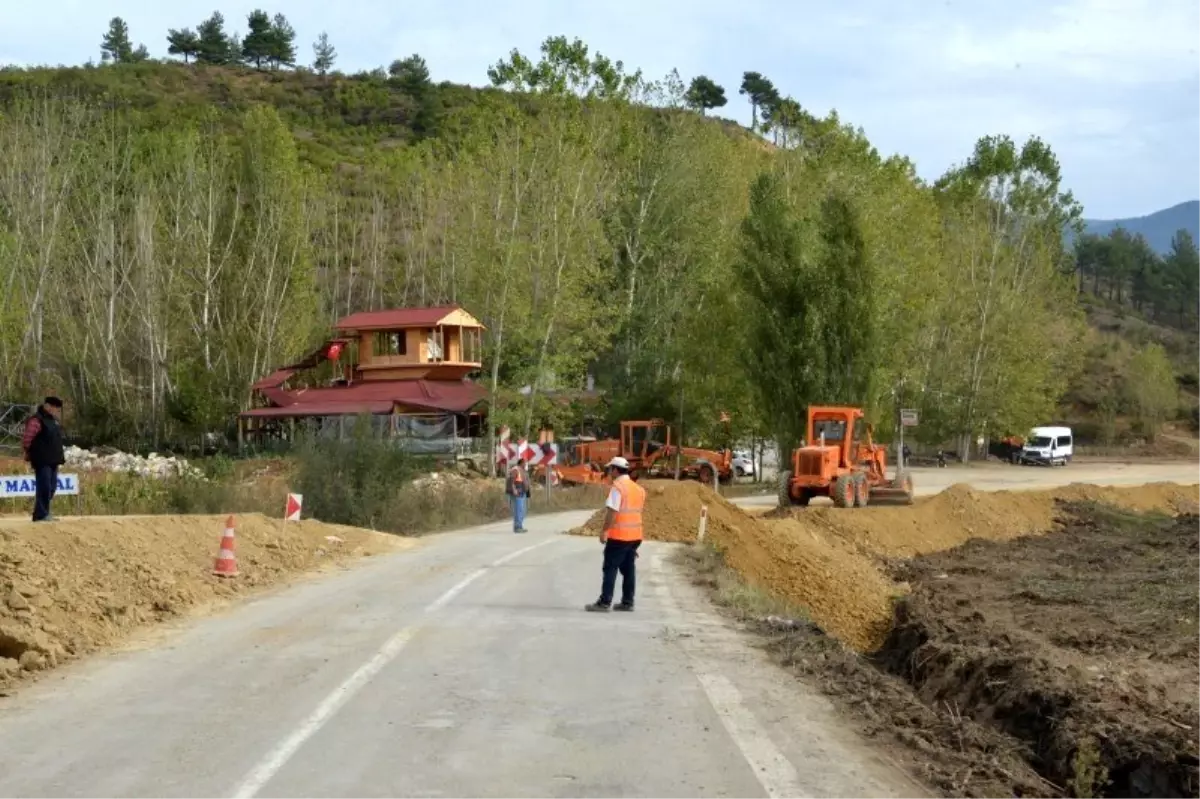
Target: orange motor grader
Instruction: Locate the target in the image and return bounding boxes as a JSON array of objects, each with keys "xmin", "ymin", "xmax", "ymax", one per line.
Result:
[
  {"xmin": 552, "ymin": 419, "xmax": 733, "ymax": 487},
  {"xmin": 778, "ymin": 406, "xmax": 914, "ymax": 508}
]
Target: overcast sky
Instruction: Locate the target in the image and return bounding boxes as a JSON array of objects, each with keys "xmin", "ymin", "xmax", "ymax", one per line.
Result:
[{"xmin": 3, "ymin": 0, "xmax": 1197, "ymax": 219}]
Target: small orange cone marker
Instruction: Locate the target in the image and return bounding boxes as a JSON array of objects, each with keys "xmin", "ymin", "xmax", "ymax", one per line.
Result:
[{"xmin": 212, "ymin": 515, "xmax": 239, "ymax": 577}]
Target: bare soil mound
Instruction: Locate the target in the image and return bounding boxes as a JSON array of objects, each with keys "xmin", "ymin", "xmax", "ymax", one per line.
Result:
[
  {"xmin": 576, "ymin": 480, "xmax": 1200, "ymax": 654},
  {"xmin": 879, "ymin": 501, "xmax": 1200, "ymax": 797},
  {"xmin": 570, "ymin": 481, "xmax": 900, "ymax": 650},
  {"xmin": 0, "ymin": 514, "xmax": 404, "ymax": 690},
  {"xmin": 568, "ymin": 480, "xmax": 757, "ymax": 543},
  {"xmin": 763, "ymin": 481, "xmax": 1200, "ymax": 558}
]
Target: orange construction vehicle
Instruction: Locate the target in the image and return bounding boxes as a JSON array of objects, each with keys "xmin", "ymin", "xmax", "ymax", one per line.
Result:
[
  {"xmin": 551, "ymin": 419, "xmax": 733, "ymax": 487},
  {"xmin": 778, "ymin": 406, "xmax": 914, "ymax": 508}
]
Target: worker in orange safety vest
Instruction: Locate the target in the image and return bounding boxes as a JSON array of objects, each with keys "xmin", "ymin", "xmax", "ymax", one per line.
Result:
[
  {"xmin": 585, "ymin": 456, "xmax": 646, "ymax": 612},
  {"xmin": 506, "ymin": 459, "xmax": 531, "ymax": 533}
]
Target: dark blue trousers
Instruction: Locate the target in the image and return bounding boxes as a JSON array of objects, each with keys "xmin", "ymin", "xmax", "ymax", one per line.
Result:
[
  {"xmin": 599, "ymin": 539, "xmax": 640, "ymax": 606},
  {"xmin": 33, "ymin": 465, "xmax": 58, "ymax": 522}
]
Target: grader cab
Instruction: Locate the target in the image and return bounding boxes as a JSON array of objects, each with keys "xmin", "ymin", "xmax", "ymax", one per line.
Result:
[{"xmin": 778, "ymin": 406, "xmax": 914, "ymax": 508}]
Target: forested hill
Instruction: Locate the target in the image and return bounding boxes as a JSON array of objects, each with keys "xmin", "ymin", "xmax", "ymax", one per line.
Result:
[
  {"xmin": 1080, "ymin": 201, "xmax": 1200, "ymax": 255},
  {"xmin": 0, "ymin": 37, "xmax": 1194, "ymax": 456}
]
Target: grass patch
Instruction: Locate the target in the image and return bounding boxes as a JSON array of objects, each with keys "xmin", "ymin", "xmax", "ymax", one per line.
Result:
[
  {"xmin": 675, "ymin": 542, "xmax": 807, "ymax": 622},
  {"xmin": 1, "ymin": 434, "xmax": 607, "ymax": 535}
]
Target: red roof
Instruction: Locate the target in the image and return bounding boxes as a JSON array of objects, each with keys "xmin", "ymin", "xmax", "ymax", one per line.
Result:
[
  {"xmin": 241, "ymin": 401, "xmax": 394, "ymax": 418},
  {"xmin": 334, "ymin": 306, "xmax": 466, "ymax": 332},
  {"xmin": 251, "ymin": 368, "xmax": 298, "ymax": 390},
  {"xmin": 241, "ymin": 379, "xmax": 486, "ymax": 418}
]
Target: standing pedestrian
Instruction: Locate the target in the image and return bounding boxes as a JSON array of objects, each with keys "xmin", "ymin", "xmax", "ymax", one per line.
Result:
[
  {"xmin": 21, "ymin": 396, "xmax": 65, "ymax": 523},
  {"xmin": 506, "ymin": 459, "xmax": 530, "ymax": 533},
  {"xmin": 585, "ymin": 456, "xmax": 646, "ymax": 613}
]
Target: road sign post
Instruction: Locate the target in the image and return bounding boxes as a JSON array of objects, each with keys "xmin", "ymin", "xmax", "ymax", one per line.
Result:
[{"xmin": 898, "ymin": 409, "xmax": 918, "ymax": 471}]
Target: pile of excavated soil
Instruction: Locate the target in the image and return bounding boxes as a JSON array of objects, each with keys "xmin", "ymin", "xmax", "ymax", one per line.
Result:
[
  {"xmin": 881, "ymin": 502, "xmax": 1200, "ymax": 796},
  {"xmin": 764, "ymin": 481, "xmax": 1200, "ymax": 559},
  {"xmin": 576, "ymin": 480, "xmax": 1200, "ymax": 653},
  {"xmin": 570, "ymin": 482, "xmax": 899, "ymax": 650},
  {"xmin": 568, "ymin": 480, "xmax": 735, "ymax": 543},
  {"xmin": 0, "ymin": 514, "xmax": 405, "ymax": 688}
]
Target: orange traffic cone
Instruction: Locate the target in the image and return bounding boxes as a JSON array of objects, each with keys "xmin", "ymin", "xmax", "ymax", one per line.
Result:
[{"xmin": 212, "ymin": 515, "xmax": 239, "ymax": 577}]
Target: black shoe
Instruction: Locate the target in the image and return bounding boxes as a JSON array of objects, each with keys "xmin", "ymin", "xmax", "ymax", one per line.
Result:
[
  {"xmin": 585, "ymin": 602, "xmax": 611, "ymax": 613},
  {"xmin": 614, "ymin": 603, "xmax": 634, "ymax": 612}
]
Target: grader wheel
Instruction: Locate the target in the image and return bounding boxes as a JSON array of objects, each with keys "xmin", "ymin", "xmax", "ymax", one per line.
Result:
[
  {"xmin": 832, "ymin": 473, "xmax": 855, "ymax": 508},
  {"xmin": 853, "ymin": 474, "xmax": 870, "ymax": 507}
]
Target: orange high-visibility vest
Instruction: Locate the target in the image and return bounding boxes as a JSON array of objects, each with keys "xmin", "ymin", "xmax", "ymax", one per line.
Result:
[{"xmin": 604, "ymin": 475, "xmax": 646, "ymax": 542}]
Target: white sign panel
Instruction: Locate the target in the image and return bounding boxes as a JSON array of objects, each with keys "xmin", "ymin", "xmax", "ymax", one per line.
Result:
[
  {"xmin": 0, "ymin": 473, "xmax": 80, "ymax": 498},
  {"xmin": 900, "ymin": 409, "xmax": 919, "ymax": 427}
]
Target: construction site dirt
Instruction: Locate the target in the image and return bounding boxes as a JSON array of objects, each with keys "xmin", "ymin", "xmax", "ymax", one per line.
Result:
[
  {"xmin": 662, "ymin": 480, "xmax": 1200, "ymax": 797},
  {"xmin": 880, "ymin": 501, "xmax": 1199, "ymax": 797}
]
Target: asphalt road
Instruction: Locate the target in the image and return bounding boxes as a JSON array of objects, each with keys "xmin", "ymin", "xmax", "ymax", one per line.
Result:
[
  {"xmin": 0, "ymin": 511, "xmax": 920, "ymax": 798},
  {"xmin": 0, "ymin": 461, "xmax": 1195, "ymax": 797}
]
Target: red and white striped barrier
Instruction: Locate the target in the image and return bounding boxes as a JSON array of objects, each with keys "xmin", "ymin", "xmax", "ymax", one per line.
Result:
[{"xmin": 496, "ymin": 428, "xmax": 558, "ymax": 468}]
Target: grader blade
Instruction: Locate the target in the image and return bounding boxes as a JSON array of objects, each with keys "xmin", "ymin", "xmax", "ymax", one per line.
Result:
[{"xmin": 869, "ymin": 472, "xmax": 915, "ymax": 506}]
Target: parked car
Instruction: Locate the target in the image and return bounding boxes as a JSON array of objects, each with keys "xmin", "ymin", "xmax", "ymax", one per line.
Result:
[{"xmin": 732, "ymin": 450, "xmax": 755, "ymax": 477}]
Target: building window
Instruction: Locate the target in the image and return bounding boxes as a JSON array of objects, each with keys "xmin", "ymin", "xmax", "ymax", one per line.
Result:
[
  {"xmin": 427, "ymin": 328, "xmax": 444, "ymax": 362},
  {"xmin": 374, "ymin": 331, "xmax": 407, "ymax": 357}
]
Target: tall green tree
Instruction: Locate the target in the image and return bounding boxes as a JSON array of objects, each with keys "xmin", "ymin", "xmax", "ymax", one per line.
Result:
[
  {"xmin": 241, "ymin": 10, "xmax": 273, "ymax": 68},
  {"xmin": 817, "ymin": 193, "xmax": 875, "ymax": 404},
  {"xmin": 931, "ymin": 134, "xmax": 1085, "ymax": 458},
  {"xmin": 389, "ymin": 54, "xmax": 435, "ymax": 135},
  {"xmin": 166, "ymin": 28, "xmax": 200, "ymax": 63},
  {"xmin": 1164, "ymin": 229, "xmax": 1199, "ymax": 328},
  {"xmin": 268, "ymin": 14, "xmax": 297, "ymax": 68},
  {"xmin": 195, "ymin": 12, "xmax": 234, "ymax": 65},
  {"xmin": 1124, "ymin": 343, "xmax": 1178, "ymax": 439},
  {"xmin": 685, "ymin": 75, "xmax": 727, "ymax": 116},
  {"xmin": 100, "ymin": 18, "xmax": 134, "ymax": 63},
  {"xmin": 312, "ymin": 32, "xmax": 336, "ymax": 75},
  {"xmin": 739, "ymin": 71, "xmax": 777, "ymax": 131},
  {"xmin": 487, "ymin": 35, "xmax": 642, "ymax": 99},
  {"xmin": 734, "ymin": 171, "xmax": 825, "ymax": 455},
  {"xmin": 482, "ymin": 35, "xmax": 643, "ymax": 98}
]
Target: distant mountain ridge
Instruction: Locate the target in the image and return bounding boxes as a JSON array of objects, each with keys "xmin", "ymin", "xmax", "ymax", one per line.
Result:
[{"xmin": 1080, "ymin": 200, "xmax": 1199, "ymax": 255}]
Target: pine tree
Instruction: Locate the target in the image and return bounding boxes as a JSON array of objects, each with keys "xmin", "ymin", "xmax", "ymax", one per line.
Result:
[
  {"xmin": 684, "ymin": 75, "xmax": 727, "ymax": 116},
  {"xmin": 389, "ymin": 55, "xmax": 435, "ymax": 136},
  {"xmin": 166, "ymin": 28, "xmax": 201, "ymax": 64},
  {"xmin": 241, "ymin": 9, "xmax": 273, "ymax": 68},
  {"xmin": 312, "ymin": 32, "xmax": 336, "ymax": 75},
  {"xmin": 268, "ymin": 14, "xmax": 297, "ymax": 68},
  {"xmin": 100, "ymin": 17, "xmax": 134, "ymax": 63},
  {"xmin": 195, "ymin": 11, "xmax": 233, "ymax": 65}
]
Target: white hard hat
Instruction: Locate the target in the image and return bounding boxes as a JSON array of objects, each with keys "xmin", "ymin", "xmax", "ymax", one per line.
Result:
[{"xmin": 606, "ymin": 456, "xmax": 630, "ymax": 470}]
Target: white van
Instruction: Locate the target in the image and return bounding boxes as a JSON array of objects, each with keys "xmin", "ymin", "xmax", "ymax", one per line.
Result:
[{"xmin": 1020, "ymin": 426, "xmax": 1073, "ymax": 466}]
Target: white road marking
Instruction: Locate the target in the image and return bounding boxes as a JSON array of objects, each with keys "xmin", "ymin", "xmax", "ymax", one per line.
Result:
[
  {"xmin": 230, "ymin": 537, "xmax": 560, "ymax": 798},
  {"xmin": 423, "ymin": 568, "xmax": 487, "ymax": 613},
  {"xmin": 426, "ymin": 537, "xmax": 559, "ymax": 611},
  {"xmin": 230, "ymin": 625, "xmax": 418, "ymax": 799},
  {"xmin": 650, "ymin": 551, "xmax": 805, "ymax": 799}
]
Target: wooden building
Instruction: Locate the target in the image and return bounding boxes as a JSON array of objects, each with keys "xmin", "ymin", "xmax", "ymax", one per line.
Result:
[{"xmin": 239, "ymin": 305, "xmax": 488, "ymax": 452}]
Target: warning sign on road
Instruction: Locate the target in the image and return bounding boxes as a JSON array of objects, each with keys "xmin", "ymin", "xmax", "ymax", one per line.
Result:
[{"xmin": 900, "ymin": 409, "xmax": 919, "ymax": 427}]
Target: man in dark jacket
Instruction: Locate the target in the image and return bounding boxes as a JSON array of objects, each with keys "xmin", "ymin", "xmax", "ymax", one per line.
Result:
[{"xmin": 21, "ymin": 397, "xmax": 65, "ymax": 522}]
